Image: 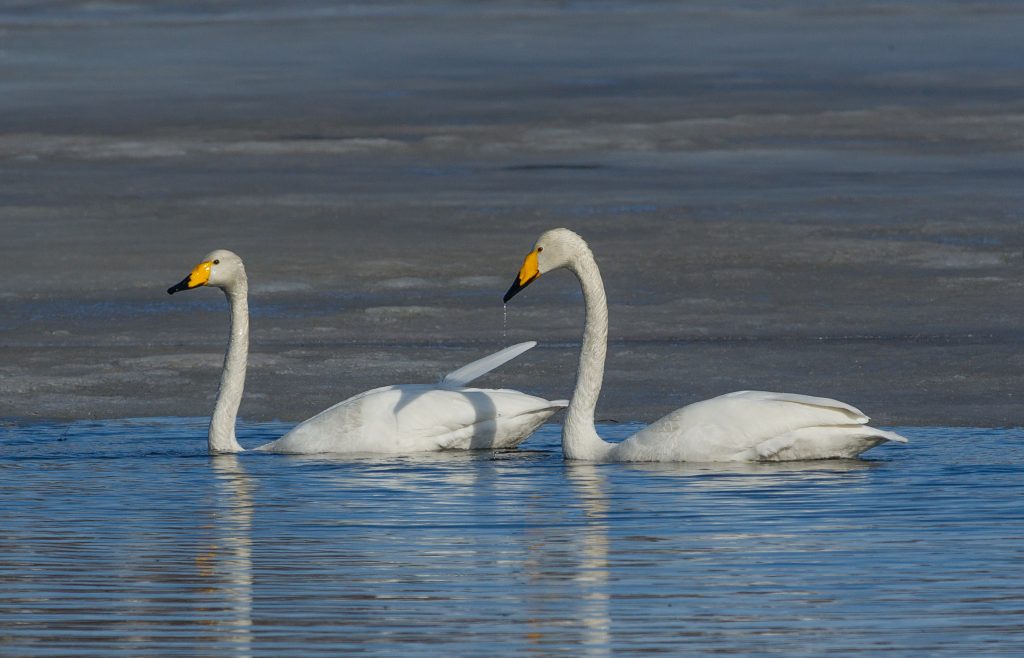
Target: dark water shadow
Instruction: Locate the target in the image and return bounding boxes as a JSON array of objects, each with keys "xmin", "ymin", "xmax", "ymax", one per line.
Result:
[{"xmin": 621, "ymin": 458, "xmax": 878, "ymax": 477}]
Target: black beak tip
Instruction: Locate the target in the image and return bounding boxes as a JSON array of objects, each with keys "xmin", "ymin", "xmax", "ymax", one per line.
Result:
[
  {"xmin": 167, "ymin": 277, "xmax": 190, "ymax": 295},
  {"xmin": 503, "ymin": 280, "xmax": 523, "ymax": 304}
]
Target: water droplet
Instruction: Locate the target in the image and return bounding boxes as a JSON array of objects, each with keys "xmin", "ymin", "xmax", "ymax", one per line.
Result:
[{"xmin": 502, "ymin": 304, "xmax": 508, "ymax": 344}]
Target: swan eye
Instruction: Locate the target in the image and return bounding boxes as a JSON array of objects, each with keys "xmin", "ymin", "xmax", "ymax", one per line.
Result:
[
  {"xmin": 213, "ymin": 259, "xmax": 220, "ymax": 265},
  {"xmin": 536, "ymin": 247, "xmax": 543, "ymax": 253}
]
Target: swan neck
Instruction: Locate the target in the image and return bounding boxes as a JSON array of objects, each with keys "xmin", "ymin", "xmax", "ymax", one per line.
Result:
[
  {"xmin": 210, "ymin": 281, "xmax": 247, "ymax": 454},
  {"xmin": 563, "ymin": 247, "xmax": 613, "ymax": 461}
]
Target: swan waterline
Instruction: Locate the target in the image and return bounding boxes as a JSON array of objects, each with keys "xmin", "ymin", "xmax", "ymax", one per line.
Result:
[
  {"xmin": 168, "ymin": 249, "xmax": 567, "ymax": 455},
  {"xmin": 503, "ymin": 229, "xmax": 907, "ymax": 463}
]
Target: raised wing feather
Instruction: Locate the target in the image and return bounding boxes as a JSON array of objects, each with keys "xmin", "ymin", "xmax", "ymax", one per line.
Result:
[{"xmin": 440, "ymin": 341, "xmax": 536, "ymax": 389}]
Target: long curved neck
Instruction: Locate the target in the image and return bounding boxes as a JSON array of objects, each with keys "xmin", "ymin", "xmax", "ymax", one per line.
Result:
[
  {"xmin": 210, "ymin": 280, "xmax": 247, "ymax": 454},
  {"xmin": 563, "ymin": 246, "xmax": 614, "ymax": 461}
]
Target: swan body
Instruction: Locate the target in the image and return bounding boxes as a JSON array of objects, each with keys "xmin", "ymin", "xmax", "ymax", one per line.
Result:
[
  {"xmin": 503, "ymin": 229, "xmax": 907, "ymax": 462},
  {"xmin": 258, "ymin": 383, "xmax": 564, "ymax": 454},
  {"xmin": 169, "ymin": 249, "xmax": 566, "ymax": 455}
]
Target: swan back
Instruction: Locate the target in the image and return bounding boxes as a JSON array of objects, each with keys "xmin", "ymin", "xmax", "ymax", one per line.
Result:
[{"xmin": 617, "ymin": 390, "xmax": 903, "ymax": 462}]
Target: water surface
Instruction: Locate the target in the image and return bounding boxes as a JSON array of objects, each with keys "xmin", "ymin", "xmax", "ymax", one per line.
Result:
[{"xmin": 1, "ymin": 420, "xmax": 1021, "ymax": 655}]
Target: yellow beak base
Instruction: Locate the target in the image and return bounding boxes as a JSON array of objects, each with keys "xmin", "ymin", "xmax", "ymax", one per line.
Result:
[
  {"xmin": 167, "ymin": 261, "xmax": 213, "ymax": 295},
  {"xmin": 503, "ymin": 249, "xmax": 540, "ymax": 303}
]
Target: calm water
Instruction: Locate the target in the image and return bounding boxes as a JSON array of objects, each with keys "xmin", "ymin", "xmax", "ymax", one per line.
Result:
[{"xmin": 0, "ymin": 420, "xmax": 1021, "ymax": 656}]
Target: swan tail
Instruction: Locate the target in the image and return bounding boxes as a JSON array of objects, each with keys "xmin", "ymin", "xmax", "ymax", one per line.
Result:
[
  {"xmin": 748, "ymin": 424, "xmax": 908, "ymax": 461},
  {"xmin": 440, "ymin": 341, "xmax": 537, "ymax": 388},
  {"xmin": 872, "ymin": 428, "xmax": 909, "ymax": 444}
]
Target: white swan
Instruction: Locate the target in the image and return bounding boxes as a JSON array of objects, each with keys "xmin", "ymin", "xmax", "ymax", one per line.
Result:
[
  {"xmin": 168, "ymin": 249, "xmax": 567, "ymax": 455},
  {"xmin": 502, "ymin": 229, "xmax": 907, "ymax": 462}
]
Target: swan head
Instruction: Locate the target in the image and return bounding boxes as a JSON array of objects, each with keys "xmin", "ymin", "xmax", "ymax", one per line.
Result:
[
  {"xmin": 167, "ymin": 249, "xmax": 245, "ymax": 295},
  {"xmin": 504, "ymin": 228, "xmax": 587, "ymax": 302}
]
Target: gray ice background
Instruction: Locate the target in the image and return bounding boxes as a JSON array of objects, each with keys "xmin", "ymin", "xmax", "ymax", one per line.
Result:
[{"xmin": 2, "ymin": 1, "xmax": 1023, "ymax": 425}]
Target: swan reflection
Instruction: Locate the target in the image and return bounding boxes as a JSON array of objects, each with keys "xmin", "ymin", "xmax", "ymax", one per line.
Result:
[
  {"xmin": 566, "ymin": 462, "xmax": 612, "ymax": 657},
  {"xmin": 198, "ymin": 454, "xmax": 254, "ymax": 657},
  {"xmin": 623, "ymin": 457, "xmax": 877, "ymax": 484}
]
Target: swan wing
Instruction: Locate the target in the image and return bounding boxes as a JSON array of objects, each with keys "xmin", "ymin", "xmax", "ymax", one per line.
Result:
[
  {"xmin": 259, "ymin": 384, "xmax": 565, "ymax": 454},
  {"xmin": 618, "ymin": 390, "xmax": 905, "ymax": 462},
  {"xmin": 440, "ymin": 341, "xmax": 536, "ymax": 388},
  {"xmin": 742, "ymin": 425, "xmax": 907, "ymax": 461},
  {"xmin": 256, "ymin": 385, "xmax": 412, "ymax": 454},
  {"xmin": 716, "ymin": 390, "xmax": 868, "ymax": 421},
  {"xmin": 392, "ymin": 386, "xmax": 566, "ymax": 450}
]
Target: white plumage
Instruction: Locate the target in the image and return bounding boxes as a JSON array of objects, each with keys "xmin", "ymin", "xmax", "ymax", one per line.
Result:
[
  {"xmin": 503, "ymin": 229, "xmax": 907, "ymax": 462},
  {"xmin": 169, "ymin": 249, "xmax": 565, "ymax": 455},
  {"xmin": 258, "ymin": 383, "xmax": 564, "ymax": 454},
  {"xmin": 615, "ymin": 390, "xmax": 906, "ymax": 462}
]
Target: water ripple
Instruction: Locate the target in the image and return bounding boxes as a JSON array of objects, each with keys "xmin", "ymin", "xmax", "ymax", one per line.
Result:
[{"xmin": 0, "ymin": 421, "xmax": 1021, "ymax": 655}]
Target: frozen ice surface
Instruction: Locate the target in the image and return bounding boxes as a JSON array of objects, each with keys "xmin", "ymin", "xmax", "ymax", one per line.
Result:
[{"xmin": 1, "ymin": 1, "xmax": 1023, "ymax": 425}]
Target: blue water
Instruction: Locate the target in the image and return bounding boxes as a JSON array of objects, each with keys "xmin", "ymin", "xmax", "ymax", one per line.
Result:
[{"xmin": 1, "ymin": 420, "xmax": 1021, "ymax": 656}]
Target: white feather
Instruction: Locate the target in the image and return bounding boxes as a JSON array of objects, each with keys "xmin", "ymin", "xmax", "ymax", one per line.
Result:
[{"xmin": 440, "ymin": 341, "xmax": 537, "ymax": 388}]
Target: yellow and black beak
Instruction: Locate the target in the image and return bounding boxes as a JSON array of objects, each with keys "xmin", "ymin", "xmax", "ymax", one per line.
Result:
[
  {"xmin": 167, "ymin": 261, "xmax": 213, "ymax": 295},
  {"xmin": 503, "ymin": 249, "xmax": 541, "ymax": 303}
]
